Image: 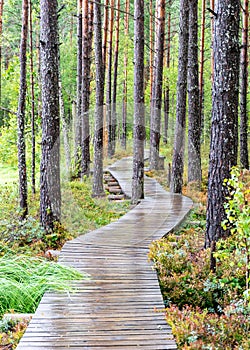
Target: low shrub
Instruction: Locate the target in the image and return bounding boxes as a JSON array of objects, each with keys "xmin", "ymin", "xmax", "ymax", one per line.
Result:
[{"xmin": 165, "ymin": 304, "xmax": 250, "ymax": 349}]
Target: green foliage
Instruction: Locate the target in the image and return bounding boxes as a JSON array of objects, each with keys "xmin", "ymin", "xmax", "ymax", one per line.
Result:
[
  {"xmin": 218, "ymin": 167, "xmax": 250, "ymax": 303},
  {"xmin": 0, "ymin": 255, "xmax": 84, "ymax": 316},
  {"xmin": 149, "ymin": 204, "xmax": 250, "ymax": 349}
]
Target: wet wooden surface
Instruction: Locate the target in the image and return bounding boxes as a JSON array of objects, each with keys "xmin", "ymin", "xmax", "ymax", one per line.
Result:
[{"xmin": 17, "ymin": 157, "xmax": 192, "ymax": 349}]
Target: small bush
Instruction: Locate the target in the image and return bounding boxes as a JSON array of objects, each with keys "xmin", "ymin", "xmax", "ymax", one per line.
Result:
[{"xmin": 165, "ymin": 304, "xmax": 250, "ymax": 349}]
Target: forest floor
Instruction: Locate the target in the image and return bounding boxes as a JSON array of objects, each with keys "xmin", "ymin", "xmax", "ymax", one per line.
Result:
[{"xmin": 0, "ymin": 159, "xmax": 249, "ymax": 349}]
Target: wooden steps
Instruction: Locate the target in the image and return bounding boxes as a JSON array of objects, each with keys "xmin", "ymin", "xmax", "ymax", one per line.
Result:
[{"xmin": 16, "ymin": 157, "xmax": 192, "ymax": 349}]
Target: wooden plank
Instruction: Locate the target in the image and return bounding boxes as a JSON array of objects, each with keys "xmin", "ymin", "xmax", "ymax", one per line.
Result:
[{"xmin": 16, "ymin": 157, "xmax": 192, "ymax": 350}]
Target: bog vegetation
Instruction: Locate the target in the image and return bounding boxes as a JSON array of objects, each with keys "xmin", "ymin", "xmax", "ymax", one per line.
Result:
[
  {"xmin": 149, "ymin": 168, "xmax": 250, "ymax": 349},
  {"xmin": 0, "ymin": 0, "xmax": 249, "ymax": 348}
]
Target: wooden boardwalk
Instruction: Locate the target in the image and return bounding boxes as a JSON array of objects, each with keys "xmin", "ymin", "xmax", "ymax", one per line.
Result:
[{"xmin": 17, "ymin": 157, "xmax": 192, "ymax": 349}]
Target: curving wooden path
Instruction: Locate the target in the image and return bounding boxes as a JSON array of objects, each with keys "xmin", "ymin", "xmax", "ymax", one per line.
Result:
[{"xmin": 17, "ymin": 157, "xmax": 192, "ymax": 350}]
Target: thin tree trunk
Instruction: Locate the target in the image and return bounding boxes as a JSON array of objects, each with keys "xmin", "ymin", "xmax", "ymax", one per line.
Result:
[
  {"xmin": 210, "ymin": 0, "xmax": 215, "ymax": 82},
  {"xmin": 170, "ymin": 0, "xmax": 189, "ymax": 193},
  {"xmin": 0, "ymin": 0, "xmax": 4, "ymax": 109},
  {"xmin": 121, "ymin": 0, "xmax": 129, "ymax": 149},
  {"xmin": 206, "ymin": 0, "xmax": 240, "ymax": 247},
  {"xmin": 103, "ymin": 0, "xmax": 109, "ymax": 75},
  {"xmin": 81, "ymin": 0, "xmax": 93, "ymax": 177},
  {"xmin": 188, "ymin": 0, "xmax": 201, "ymax": 185},
  {"xmin": 92, "ymin": 0, "xmax": 105, "ymax": 197},
  {"xmin": 107, "ymin": 0, "xmax": 114, "ymax": 158},
  {"xmin": 199, "ymin": 0, "xmax": 205, "ymax": 135},
  {"xmin": 163, "ymin": 6, "xmax": 171, "ymax": 145},
  {"xmin": 75, "ymin": 0, "xmax": 83, "ymax": 174},
  {"xmin": 149, "ymin": 0, "xmax": 154, "ymax": 100},
  {"xmin": 59, "ymin": 80, "xmax": 71, "ymax": 179},
  {"xmin": 132, "ymin": 0, "xmax": 145, "ymax": 204},
  {"xmin": 40, "ymin": 0, "xmax": 61, "ymax": 231},
  {"xmin": 17, "ymin": 0, "xmax": 29, "ymax": 219},
  {"xmin": 110, "ymin": 0, "xmax": 120, "ymax": 157},
  {"xmin": 102, "ymin": 0, "xmax": 109, "ymax": 155},
  {"xmin": 149, "ymin": 0, "xmax": 166, "ymax": 170},
  {"xmin": 240, "ymin": 0, "xmax": 249, "ymax": 170},
  {"xmin": 29, "ymin": 0, "xmax": 36, "ymax": 194}
]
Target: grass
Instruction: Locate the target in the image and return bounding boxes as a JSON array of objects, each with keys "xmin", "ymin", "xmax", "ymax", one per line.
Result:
[
  {"xmin": 0, "ymin": 163, "xmax": 17, "ymax": 185},
  {"xmin": 0, "ymin": 255, "xmax": 84, "ymax": 316}
]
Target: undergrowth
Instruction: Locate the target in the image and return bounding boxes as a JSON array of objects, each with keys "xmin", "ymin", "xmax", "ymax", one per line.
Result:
[
  {"xmin": 149, "ymin": 169, "xmax": 250, "ymax": 349},
  {"xmin": 0, "ymin": 172, "xmax": 130, "ymax": 348}
]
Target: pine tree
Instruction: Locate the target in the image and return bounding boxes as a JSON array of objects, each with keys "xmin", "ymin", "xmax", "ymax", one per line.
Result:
[
  {"xmin": 17, "ymin": 0, "xmax": 29, "ymax": 219},
  {"xmin": 206, "ymin": 0, "xmax": 240, "ymax": 248},
  {"xmin": 132, "ymin": 0, "xmax": 145, "ymax": 204},
  {"xmin": 40, "ymin": 0, "xmax": 61, "ymax": 231}
]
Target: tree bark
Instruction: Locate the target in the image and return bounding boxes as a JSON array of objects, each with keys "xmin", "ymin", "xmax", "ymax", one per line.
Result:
[
  {"xmin": 132, "ymin": 0, "xmax": 145, "ymax": 204},
  {"xmin": 206, "ymin": 0, "xmax": 240, "ymax": 247},
  {"xmin": 199, "ymin": 0, "xmax": 205, "ymax": 135},
  {"xmin": 75, "ymin": 0, "xmax": 83, "ymax": 174},
  {"xmin": 102, "ymin": 0, "xmax": 109, "ymax": 75},
  {"xmin": 121, "ymin": 0, "xmax": 129, "ymax": 150},
  {"xmin": 17, "ymin": 0, "xmax": 29, "ymax": 219},
  {"xmin": 240, "ymin": 0, "xmax": 249, "ymax": 170},
  {"xmin": 210, "ymin": 0, "xmax": 215, "ymax": 83},
  {"xmin": 110, "ymin": 0, "xmax": 120, "ymax": 157},
  {"xmin": 92, "ymin": 0, "xmax": 105, "ymax": 197},
  {"xmin": 40, "ymin": 0, "xmax": 61, "ymax": 231},
  {"xmin": 149, "ymin": 0, "xmax": 165, "ymax": 170},
  {"xmin": 59, "ymin": 80, "xmax": 71, "ymax": 179},
  {"xmin": 107, "ymin": 0, "xmax": 115, "ymax": 158},
  {"xmin": 170, "ymin": 0, "xmax": 189, "ymax": 193},
  {"xmin": 163, "ymin": 5, "xmax": 171, "ymax": 145},
  {"xmin": 187, "ymin": 0, "xmax": 201, "ymax": 185},
  {"xmin": 149, "ymin": 0, "xmax": 154, "ymax": 100},
  {"xmin": 29, "ymin": 0, "xmax": 36, "ymax": 194},
  {"xmin": 81, "ymin": 0, "xmax": 93, "ymax": 177}
]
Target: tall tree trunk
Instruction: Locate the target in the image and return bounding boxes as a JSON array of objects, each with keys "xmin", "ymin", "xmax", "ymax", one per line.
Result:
[
  {"xmin": 59, "ymin": 80, "xmax": 71, "ymax": 179},
  {"xmin": 206, "ymin": 0, "xmax": 240, "ymax": 247},
  {"xmin": 102, "ymin": 0, "xmax": 109, "ymax": 155},
  {"xmin": 149, "ymin": 0, "xmax": 166, "ymax": 170},
  {"xmin": 163, "ymin": 5, "xmax": 171, "ymax": 145},
  {"xmin": 17, "ymin": 0, "xmax": 29, "ymax": 220},
  {"xmin": 102, "ymin": 0, "xmax": 109, "ymax": 75},
  {"xmin": 149, "ymin": 0, "xmax": 154, "ymax": 100},
  {"xmin": 188, "ymin": 0, "xmax": 201, "ymax": 185},
  {"xmin": 0, "ymin": 0, "xmax": 4, "ymax": 109},
  {"xmin": 29, "ymin": 0, "xmax": 36, "ymax": 194},
  {"xmin": 199, "ymin": 0, "xmax": 205, "ymax": 135},
  {"xmin": 210, "ymin": 0, "xmax": 215, "ymax": 82},
  {"xmin": 81, "ymin": 0, "xmax": 93, "ymax": 177},
  {"xmin": 92, "ymin": 0, "xmax": 105, "ymax": 197},
  {"xmin": 75, "ymin": 0, "xmax": 83, "ymax": 174},
  {"xmin": 121, "ymin": 0, "xmax": 129, "ymax": 149},
  {"xmin": 110, "ymin": 0, "xmax": 120, "ymax": 157},
  {"xmin": 132, "ymin": 0, "xmax": 145, "ymax": 204},
  {"xmin": 240, "ymin": 0, "xmax": 249, "ymax": 170},
  {"xmin": 170, "ymin": 0, "xmax": 189, "ymax": 193},
  {"xmin": 107, "ymin": 0, "xmax": 114, "ymax": 158},
  {"xmin": 40, "ymin": 0, "xmax": 61, "ymax": 231}
]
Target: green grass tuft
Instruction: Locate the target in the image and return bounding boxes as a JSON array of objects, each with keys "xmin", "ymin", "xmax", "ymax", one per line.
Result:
[{"xmin": 0, "ymin": 255, "xmax": 84, "ymax": 316}]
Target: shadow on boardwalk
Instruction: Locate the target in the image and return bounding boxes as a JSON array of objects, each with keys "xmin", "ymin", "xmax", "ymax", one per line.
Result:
[{"xmin": 17, "ymin": 157, "xmax": 193, "ymax": 350}]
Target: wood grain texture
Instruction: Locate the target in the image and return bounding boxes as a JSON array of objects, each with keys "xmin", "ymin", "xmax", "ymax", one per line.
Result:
[{"xmin": 17, "ymin": 157, "xmax": 192, "ymax": 349}]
